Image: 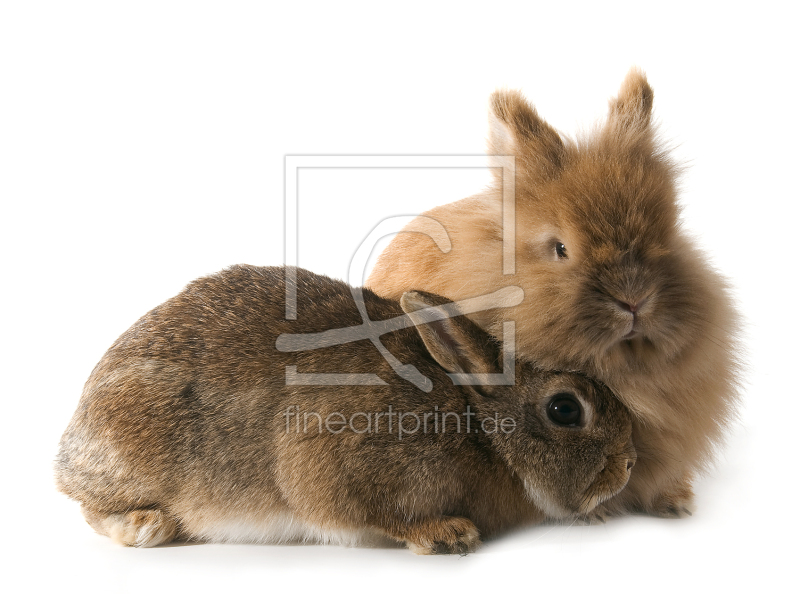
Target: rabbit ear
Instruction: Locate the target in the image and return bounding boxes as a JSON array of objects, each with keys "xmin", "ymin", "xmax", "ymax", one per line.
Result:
[
  {"xmin": 606, "ymin": 67, "xmax": 654, "ymax": 132},
  {"xmin": 488, "ymin": 89, "xmax": 565, "ymax": 180},
  {"xmin": 400, "ymin": 291, "xmax": 500, "ymax": 379}
]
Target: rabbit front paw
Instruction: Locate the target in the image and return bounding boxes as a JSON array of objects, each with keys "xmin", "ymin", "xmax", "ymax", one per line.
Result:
[
  {"xmin": 649, "ymin": 483, "xmax": 696, "ymax": 519},
  {"xmin": 397, "ymin": 516, "xmax": 481, "ymax": 555}
]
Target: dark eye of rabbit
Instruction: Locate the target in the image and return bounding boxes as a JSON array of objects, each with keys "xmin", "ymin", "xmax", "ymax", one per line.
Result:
[
  {"xmin": 555, "ymin": 242, "xmax": 568, "ymax": 259},
  {"xmin": 547, "ymin": 393, "xmax": 582, "ymax": 426}
]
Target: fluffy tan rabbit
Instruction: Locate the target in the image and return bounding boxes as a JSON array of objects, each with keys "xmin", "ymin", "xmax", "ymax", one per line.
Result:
[
  {"xmin": 367, "ymin": 69, "xmax": 741, "ymax": 519},
  {"xmin": 55, "ymin": 265, "xmax": 635, "ymax": 553}
]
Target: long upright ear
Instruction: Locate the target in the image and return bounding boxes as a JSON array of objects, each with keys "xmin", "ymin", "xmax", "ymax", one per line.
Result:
[
  {"xmin": 400, "ymin": 291, "xmax": 500, "ymax": 378},
  {"xmin": 606, "ymin": 67, "xmax": 654, "ymax": 133},
  {"xmin": 488, "ymin": 89, "xmax": 565, "ymax": 180}
]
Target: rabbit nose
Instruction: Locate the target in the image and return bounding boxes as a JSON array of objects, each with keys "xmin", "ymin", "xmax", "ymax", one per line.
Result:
[
  {"xmin": 626, "ymin": 459, "xmax": 635, "ymax": 472},
  {"xmin": 616, "ymin": 299, "xmax": 642, "ymax": 313}
]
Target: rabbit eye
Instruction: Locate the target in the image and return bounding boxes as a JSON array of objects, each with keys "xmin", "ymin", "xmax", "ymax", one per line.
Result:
[
  {"xmin": 547, "ymin": 393, "xmax": 581, "ymax": 426},
  {"xmin": 555, "ymin": 242, "xmax": 568, "ymax": 259}
]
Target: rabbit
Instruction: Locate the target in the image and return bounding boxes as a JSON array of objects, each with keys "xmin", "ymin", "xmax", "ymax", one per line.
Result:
[
  {"xmin": 367, "ymin": 68, "xmax": 742, "ymax": 521},
  {"xmin": 55, "ymin": 264, "xmax": 635, "ymax": 554}
]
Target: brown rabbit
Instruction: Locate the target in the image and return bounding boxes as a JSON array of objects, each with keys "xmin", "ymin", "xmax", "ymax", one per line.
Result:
[
  {"xmin": 367, "ymin": 69, "xmax": 741, "ymax": 519},
  {"xmin": 55, "ymin": 265, "xmax": 635, "ymax": 553}
]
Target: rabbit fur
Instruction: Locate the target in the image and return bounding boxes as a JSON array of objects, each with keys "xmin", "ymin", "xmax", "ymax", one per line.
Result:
[
  {"xmin": 56, "ymin": 265, "xmax": 635, "ymax": 553},
  {"xmin": 367, "ymin": 69, "xmax": 742, "ymax": 519}
]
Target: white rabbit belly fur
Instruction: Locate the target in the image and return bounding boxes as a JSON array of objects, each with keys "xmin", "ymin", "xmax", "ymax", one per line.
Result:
[{"xmin": 181, "ymin": 508, "xmax": 396, "ymax": 548}]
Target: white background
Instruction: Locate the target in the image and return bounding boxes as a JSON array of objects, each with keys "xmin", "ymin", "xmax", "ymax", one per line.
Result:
[{"xmin": 1, "ymin": 1, "xmax": 797, "ymax": 592}]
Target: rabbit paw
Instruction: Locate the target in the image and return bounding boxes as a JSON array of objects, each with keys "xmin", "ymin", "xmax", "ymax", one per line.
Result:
[
  {"xmin": 649, "ymin": 484, "xmax": 696, "ymax": 519},
  {"xmin": 87, "ymin": 507, "xmax": 179, "ymax": 547},
  {"xmin": 402, "ymin": 516, "xmax": 481, "ymax": 555}
]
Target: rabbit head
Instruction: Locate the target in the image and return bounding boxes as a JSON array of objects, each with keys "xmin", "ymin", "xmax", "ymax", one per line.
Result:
[
  {"xmin": 482, "ymin": 71, "xmax": 738, "ymax": 406},
  {"xmin": 401, "ymin": 290, "xmax": 636, "ymax": 520}
]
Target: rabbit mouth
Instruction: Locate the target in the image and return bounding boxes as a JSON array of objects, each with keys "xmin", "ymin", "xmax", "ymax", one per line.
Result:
[
  {"xmin": 521, "ymin": 477, "xmax": 616, "ymax": 520},
  {"xmin": 619, "ymin": 312, "xmax": 644, "ymax": 341},
  {"xmin": 612, "ymin": 332, "xmax": 658, "ymax": 362},
  {"xmin": 577, "ymin": 483, "xmax": 618, "ymax": 516},
  {"xmin": 577, "ymin": 453, "xmax": 635, "ymax": 515},
  {"xmin": 520, "ymin": 450, "xmax": 635, "ymax": 519}
]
